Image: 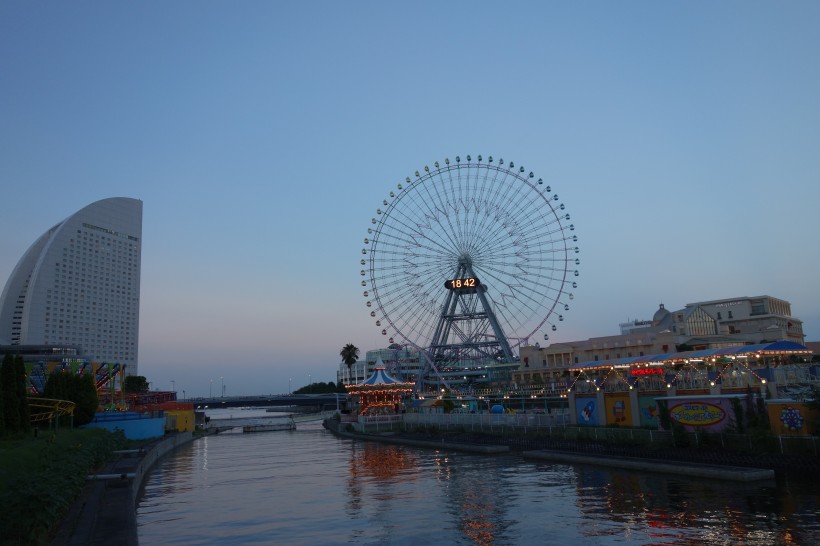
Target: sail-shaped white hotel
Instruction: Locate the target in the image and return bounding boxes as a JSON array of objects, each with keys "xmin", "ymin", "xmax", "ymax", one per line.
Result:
[{"xmin": 0, "ymin": 198, "xmax": 143, "ymax": 374}]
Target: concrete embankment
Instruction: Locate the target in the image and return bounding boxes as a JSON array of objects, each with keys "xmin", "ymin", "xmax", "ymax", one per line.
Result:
[
  {"xmin": 325, "ymin": 420, "xmax": 508, "ymax": 454},
  {"xmin": 53, "ymin": 432, "xmax": 196, "ymax": 546},
  {"xmin": 338, "ymin": 429, "xmax": 508, "ymax": 454},
  {"xmin": 522, "ymin": 449, "xmax": 775, "ymax": 482},
  {"xmin": 324, "ymin": 419, "xmax": 775, "ymax": 482}
]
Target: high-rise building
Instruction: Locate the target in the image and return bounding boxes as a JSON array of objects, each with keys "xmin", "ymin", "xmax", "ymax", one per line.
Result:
[{"xmin": 0, "ymin": 198, "xmax": 143, "ymax": 374}]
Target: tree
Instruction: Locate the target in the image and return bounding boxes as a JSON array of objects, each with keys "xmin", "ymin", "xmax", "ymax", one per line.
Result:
[
  {"xmin": 340, "ymin": 343, "xmax": 360, "ymax": 380},
  {"xmin": 72, "ymin": 373, "xmax": 99, "ymax": 426},
  {"xmin": 43, "ymin": 371, "xmax": 99, "ymax": 426},
  {"xmin": 806, "ymin": 385, "xmax": 820, "ymax": 433},
  {"xmin": 0, "ymin": 356, "xmax": 4, "ymax": 436},
  {"xmin": 123, "ymin": 375, "xmax": 150, "ymax": 393},
  {"xmin": 1, "ymin": 353, "xmax": 21, "ymax": 433},
  {"xmin": 43, "ymin": 371, "xmax": 71, "ymax": 401},
  {"xmin": 14, "ymin": 355, "xmax": 30, "ymax": 432}
]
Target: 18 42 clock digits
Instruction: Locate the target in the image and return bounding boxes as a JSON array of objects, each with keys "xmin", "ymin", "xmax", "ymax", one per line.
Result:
[{"xmin": 444, "ymin": 277, "xmax": 481, "ymax": 290}]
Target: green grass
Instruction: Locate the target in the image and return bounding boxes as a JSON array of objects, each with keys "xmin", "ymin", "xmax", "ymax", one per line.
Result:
[{"xmin": 0, "ymin": 427, "xmax": 125, "ymax": 545}]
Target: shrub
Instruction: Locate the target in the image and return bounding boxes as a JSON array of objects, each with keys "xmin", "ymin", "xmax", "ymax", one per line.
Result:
[{"xmin": 0, "ymin": 429, "xmax": 124, "ymax": 544}]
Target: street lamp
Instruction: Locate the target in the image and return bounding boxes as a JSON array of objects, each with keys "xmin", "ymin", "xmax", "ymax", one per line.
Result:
[
  {"xmin": 289, "ymin": 378, "xmax": 292, "ymax": 394},
  {"xmin": 210, "ymin": 379, "xmax": 213, "ymax": 398},
  {"xmin": 221, "ymin": 376, "xmax": 224, "ymax": 398}
]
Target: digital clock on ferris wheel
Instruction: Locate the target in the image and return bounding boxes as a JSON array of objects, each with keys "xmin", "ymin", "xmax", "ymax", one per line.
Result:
[{"xmin": 444, "ymin": 277, "xmax": 481, "ymax": 290}]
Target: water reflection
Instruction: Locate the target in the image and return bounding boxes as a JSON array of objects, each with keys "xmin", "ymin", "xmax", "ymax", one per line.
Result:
[
  {"xmin": 435, "ymin": 453, "xmax": 510, "ymax": 546},
  {"xmin": 138, "ymin": 423, "xmax": 820, "ymax": 546},
  {"xmin": 566, "ymin": 465, "xmax": 819, "ymax": 545},
  {"xmin": 451, "ymin": 472, "xmax": 506, "ymax": 546}
]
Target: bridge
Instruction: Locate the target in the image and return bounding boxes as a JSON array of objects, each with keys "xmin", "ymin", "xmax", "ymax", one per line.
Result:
[{"xmin": 189, "ymin": 393, "xmax": 348, "ymax": 411}]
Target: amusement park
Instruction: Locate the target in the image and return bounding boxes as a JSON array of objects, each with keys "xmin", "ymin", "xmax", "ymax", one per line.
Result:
[{"xmin": 340, "ymin": 155, "xmax": 820, "ymax": 443}]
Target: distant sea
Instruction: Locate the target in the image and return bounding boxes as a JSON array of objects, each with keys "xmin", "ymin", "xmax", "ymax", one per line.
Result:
[{"xmin": 137, "ymin": 408, "xmax": 820, "ymax": 545}]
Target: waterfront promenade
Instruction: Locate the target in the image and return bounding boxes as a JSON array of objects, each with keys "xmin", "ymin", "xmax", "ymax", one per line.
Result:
[{"xmin": 53, "ymin": 433, "xmax": 195, "ymax": 546}]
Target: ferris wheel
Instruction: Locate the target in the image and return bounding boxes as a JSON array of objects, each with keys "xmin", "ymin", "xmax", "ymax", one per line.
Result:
[{"xmin": 361, "ymin": 154, "xmax": 579, "ymax": 374}]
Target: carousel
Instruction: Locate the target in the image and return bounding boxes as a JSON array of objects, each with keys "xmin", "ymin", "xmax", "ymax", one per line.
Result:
[{"xmin": 345, "ymin": 357, "xmax": 415, "ymax": 416}]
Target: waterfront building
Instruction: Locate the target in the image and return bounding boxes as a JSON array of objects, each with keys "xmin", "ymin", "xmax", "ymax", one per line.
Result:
[
  {"xmin": 0, "ymin": 198, "xmax": 143, "ymax": 375},
  {"xmin": 338, "ymin": 344, "xmax": 423, "ymax": 385},
  {"xmin": 337, "ymin": 344, "xmax": 514, "ymax": 390},
  {"xmin": 564, "ymin": 339, "xmax": 817, "ymax": 434},
  {"xmin": 515, "ymin": 295, "xmax": 806, "ymax": 388}
]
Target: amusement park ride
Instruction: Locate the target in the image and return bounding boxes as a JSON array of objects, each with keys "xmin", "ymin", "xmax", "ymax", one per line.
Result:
[
  {"xmin": 362, "ymin": 154, "xmax": 579, "ymax": 393},
  {"xmin": 24, "ymin": 359, "xmax": 175, "ymax": 412},
  {"xmin": 25, "ymin": 359, "xmax": 126, "ymax": 399}
]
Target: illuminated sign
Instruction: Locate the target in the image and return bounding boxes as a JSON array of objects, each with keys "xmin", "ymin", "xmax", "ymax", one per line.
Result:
[
  {"xmin": 670, "ymin": 403, "xmax": 726, "ymax": 426},
  {"xmin": 444, "ymin": 277, "xmax": 481, "ymax": 291},
  {"xmin": 631, "ymin": 368, "xmax": 663, "ymax": 376}
]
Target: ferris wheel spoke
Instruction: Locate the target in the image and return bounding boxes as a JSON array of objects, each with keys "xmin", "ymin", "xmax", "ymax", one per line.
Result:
[
  {"xmin": 408, "ymin": 170, "xmax": 465, "ymax": 255},
  {"xmin": 441, "ymin": 167, "xmax": 471, "ymax": 255},
  {"xmin": 376, "ymin": 210, "xmax": 460, "ymax": 259},
  {"xmin": 431, "ymin": 175, "xmax": 472, "ymax": 260},
  {"xmin": 471, "ymin": 167, "xmax": 515, "ymax": 249},
  {"xmin": 485, "ymin": 169, "xmax": 536, "ymax": 227}
]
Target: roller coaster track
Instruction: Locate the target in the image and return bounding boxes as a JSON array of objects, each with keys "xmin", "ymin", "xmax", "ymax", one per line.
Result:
[{"xmin": 28, "ymin": 398, "xmax": 76, "ymax": 424}]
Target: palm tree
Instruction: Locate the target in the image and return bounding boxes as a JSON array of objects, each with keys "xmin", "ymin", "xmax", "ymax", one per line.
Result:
[{"xmin": 340, "ymin": 343, "xmax": 360, "ymax": 382}]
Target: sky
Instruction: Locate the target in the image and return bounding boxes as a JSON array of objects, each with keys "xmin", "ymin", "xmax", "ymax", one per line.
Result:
[{"xmin": 1, "ymin": 2, "xmax": 819, "ymax": 398}]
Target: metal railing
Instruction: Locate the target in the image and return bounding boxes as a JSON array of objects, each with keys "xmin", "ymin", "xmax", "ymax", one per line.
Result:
[
  {"xmin": 346, "ymin": 412, "xmax": 819, "ymax": 457},
  {"xmin": 403, "ymin": 412, "xmax": 569, "ymax": 433}
]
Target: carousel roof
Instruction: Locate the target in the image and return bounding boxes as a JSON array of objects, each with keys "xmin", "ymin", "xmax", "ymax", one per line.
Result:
[
  {"xmin": 352, "ymin": 356, "xmax": 414, "ymax": 387},
  {"xmin": 361, "ymin": 367, "xmax": 405, "ymax": 385}
]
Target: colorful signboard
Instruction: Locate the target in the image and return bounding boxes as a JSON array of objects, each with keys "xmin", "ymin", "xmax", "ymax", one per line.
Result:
[
  {"xmin": 767, "ymin": 402, "xmax": 819, "ymax": 436},
  {"xmin": 604, "ymin": 394, "xmax": 632, "ymax": 426},
  {"xmin": 576, "ymin": 395, "xmax": 598, "ymax": 426},
  {"xmin": 669, "ymin": 402, "xmax": 726, "ymax": 427},
  {"xmin": 665, "ymin": 397, "xmax": 736, "ymax": 432},
  {"xmin": 638, "ymin": 394, "xmax": 661, "ymax": 428}
]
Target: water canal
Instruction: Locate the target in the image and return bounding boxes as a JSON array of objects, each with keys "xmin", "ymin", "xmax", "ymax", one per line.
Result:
[{"xmin": 136, "ymin": 409, "xmax": 820, "ymax": 545}]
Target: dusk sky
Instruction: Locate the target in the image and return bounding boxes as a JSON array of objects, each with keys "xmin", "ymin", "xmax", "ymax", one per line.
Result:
[{"xmin": 2, "ymin": 2, "xmax": 818, "ymax": 397}]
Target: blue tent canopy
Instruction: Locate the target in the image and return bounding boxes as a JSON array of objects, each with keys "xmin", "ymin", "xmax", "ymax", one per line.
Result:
[
  {"xmin": 360, "ymin": 367, "xmax": 406, "ymax": 385},
  {"xmin": 354, "ymin": 356, "xmax": 414, "ymax": 386}
]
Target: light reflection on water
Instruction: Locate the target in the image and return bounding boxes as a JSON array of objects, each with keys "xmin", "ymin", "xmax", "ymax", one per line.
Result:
[{"xmin": 137, "ymin": 415, "xmax": 820, "ymax": 545}]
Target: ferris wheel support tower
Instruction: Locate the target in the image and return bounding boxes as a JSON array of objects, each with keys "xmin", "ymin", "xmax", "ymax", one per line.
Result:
[{"xmin": 429, "ymin": 256, "xmax": 514, "ymax": 364}]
